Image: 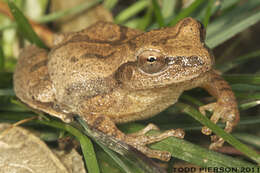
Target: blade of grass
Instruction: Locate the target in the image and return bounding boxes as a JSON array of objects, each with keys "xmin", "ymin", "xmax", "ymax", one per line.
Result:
[
  {"xmin": 168, "ymin": 0, "xmax": 205, "ymax": 26},
  {"xmin": 114, "ymin": 0, "xmax": 149, "ymax": 24},
  {"xmin": 206, "ymin": 9, "xmax": 260, "ymax": 48},
  {"xmin": 181, "ymin": 94, "xmax": 204, "ymax": 106},
  {"xmin": 137, "ymin": 4, "xmax": 153, "ymax": 30},
  {"xmin": 0, "ymin": 44, "xmax": 4, "ymax": 70},
  {"xmin": 0, "ymin": 88, "xmax": 14, "ymax": 96},
  {"xmin": 77, "ymin": 117, "xmax": 137, "ymax": 173},
  {"xmin": 0, "ymin": 22, "xmax": 16, "ymax": 31},
  {"xmin": 233, "ymin": 133, "xmax": 260, "ymax": 148},
  {"xmin": 207, "ymin": 0, "xmax": 260, "ymax": 39},
  {"xmin": 216, "ymin": 50, "xmax": 260, "ymax": 73},
  {"xmin": 239, "ymin": 100, "xmax": 260, "ymax": 111},
  {"xmin": 151, "ymin": 0, "xmax": 165, "ymax": 27},
  {"xmin": 97, "ymin": 150, "xmax": 129, "ymax": 173},
  {"xmin": 98, "ymin": 145, "xmax": 135, "ymax": 173},
  {"xmin": 150, "ymin": 135, "xmax": 258, "ymax": 169},
  {"xmin": 176, "ymin": 102, "xmax": 260, "ymax": 164},
  {"xmin": 232, "ymin": 84, "xmax": 260, "ymax": 92},
  {"xmin": 0, "ymin": 72, "xmax": 13, "ymax": 88},
  {"xmin": 236, "ymin": 92, "xmax": 260, "ymax": 100},
  {"xmin": 223, "ymin": 74, "xmax": 260, "ymax": 85},
  {"xmin": 219, "ymin": 0, "xmax": 241, "ymax": 11},
  {"xmin": 76, "ymin": 117, "xmax": 166, "ymax": 173},
  {"xmin": 119, "ymin": 122, "xmax": 258, "ymax": 169},
  {"xmin": 124, "ymin": 18, "xmax": 142, "ymax": 29},
  {"xmin": 38, "ymin": 119, "xmax": 100, "ymax": 173},
  {"xmin": 161, "ymin": 0, "xmax": 177, "ymax": 19},
  {"xmin": 7, "ymin": 1, "xmax": 47, "ymax": 49},
  {"xmin": 0, "ymin": 111, "xmax": 100, "ymax": 173},
  {"xmin": 202, "ymin": 0, "xmax": 214, "ymax": 28},
  {"xmin": 103, "ymin": 0, "xmax": 118, "ymax": 10},
  {"xmin": 36, "ymin": 0, "xmax": 102, "ymax": 23}
]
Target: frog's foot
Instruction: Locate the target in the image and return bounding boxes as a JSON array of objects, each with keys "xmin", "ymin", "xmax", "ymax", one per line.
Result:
[
  {"xmin": 125, "ymin": 127, "xmax": 185, "ymax": 161},
  {"xmin": 199, "ymin": 101, "xmax": 239, "ymax": 149},
  {"xmin": 83, "ymin": 114, "xmax": 184, "ymax": 161}
]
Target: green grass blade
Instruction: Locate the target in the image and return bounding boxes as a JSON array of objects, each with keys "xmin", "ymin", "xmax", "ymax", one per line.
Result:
[
  {"xmin": 216, "ymin": 50, "xmax": 260, "ymax": 73},
  {"xmin": 234, "ymin": 133, "xmax": 260, "ymax": 148},
  {"xmin": 36, "ymin": 0, "xmax": 102, "ymax": 23},
  {"xmin": 97, "ymin": 150, "xmax": 127, "ymax": 173},
  {"xmin": 207, "ymin": 0, "xmax": 260, "ymax": 38},
  {"xmin": 219, "ymin": 0, "xmax": 241, "ymax": 11},
  {"xmin": 0, "ymin": 112, "xmax": 100, "ymax": 173},
  {"xmin": 0, "ymin": 89, "xmax": 14, "ymax": 96},
  {"xmin": 236, "ymin": 92, "xmax": 260, "ymax": 100},
  {"xmin": 114, "ymin": 0, "xmax": 149, "ymax": 24},
  {"xmin": 176, "ymin": 102, "xmax": 260, "ymax": 164},
  {"xmin": 103, "ymin": 0, "xmax": 118, "ymax": 10},
  {"xmin": 38, "ymin": 120, "xmax": 100, "ymax": 173},
  {"xmin": 206, "ymin": 9, "xmax": 260, "ymax": 48},
  {"xmin": 168, "ymin": 0, "xmax": 205, "ymax": 26},
  {"xmin": 239, "ymin": 99, "xmax": 260, "ymax": 111},
  {"xmin": 151, "ymin": 0, "xmax": 165, "ymax": 27},
  {"xmin": 232, "ymin": 84, "xmax": 260, "ymax": 92},
  {"xmin": 76, "ymin": 117, "xmax": 166, "ymax": 173},
  {"xmin": 137, "ymin": 5, "xmax": 153, "ymax": 30},
  {"xmin": 223, "ymin": 74, "xmax": 260, "ymax": 85},
  {"xmin": 0, "ymin": 72, "xmax": 13, "ymax": 88},
  {"xmin": 0, "ymin": 22, "xmax": 16, "ymax": 31},
  {"xmin": 202, "ymin": 0, "xmax": 214, "ymax": 28},
  {"xmin": 0, "ymin": 45, "xmax": 4, "ymax": 71},
  {"xmin": 150, "ymin": 136, "xmax": 257, "ymax": 169},
  {"xmin": 161, "ymin": 0, "xmax": 177, "ymax": 19},
  {"xmin": 7, "ymin": 1, "xmax": 47, "ymax": 49}
]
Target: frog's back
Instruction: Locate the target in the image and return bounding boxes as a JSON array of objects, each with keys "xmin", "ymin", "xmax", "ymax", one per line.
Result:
[{"xmin": 47, "ymin": 21, "xmax": 142, "ymax": 105}]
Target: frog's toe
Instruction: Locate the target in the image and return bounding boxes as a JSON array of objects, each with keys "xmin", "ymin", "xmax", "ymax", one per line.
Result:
[
  {"xmin": 128, "ymin": 123, "xmax": 159, "ymax": 137},
  {"xmin": 200, "ymin": 101, "xmax": 239, "ymax": 149},
  {"xmin": 126, "ymin": 128, "xmax": 185, "ymax": 161},
  {"xmin": 199, "ymin": 102, "xmax": 220, "ymax": 135},
  {"xmin": 136, "ymin": 145, "xmax": 172, "ymax": 161},
  {"xmin": 209, "ymin": 135, "xmax": 224, "ymax": 150}
]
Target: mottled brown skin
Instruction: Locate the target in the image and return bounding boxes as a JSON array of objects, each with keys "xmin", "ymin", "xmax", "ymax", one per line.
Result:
[{"xmin": 14, "ymin": 18, "xmax": 239, "ymax": 161}]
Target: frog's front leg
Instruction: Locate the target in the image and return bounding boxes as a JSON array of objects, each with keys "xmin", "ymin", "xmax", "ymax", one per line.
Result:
[
  {"xmin": 82, "ymin": 113, "xmax": 184, "ymax": 161},
  {"xmin": 199, "ymin": 70, "xmax": 240, "ymax": 149}
]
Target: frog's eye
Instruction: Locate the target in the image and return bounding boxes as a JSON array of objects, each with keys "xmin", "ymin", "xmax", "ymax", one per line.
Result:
[{"xmin": 137, "ymin": 50, "xmax": 167, "ymax": 74}]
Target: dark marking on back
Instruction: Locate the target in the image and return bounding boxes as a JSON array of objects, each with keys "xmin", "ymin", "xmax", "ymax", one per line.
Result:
[
  {"xmin": 118, "ymin": 26, "xmax": 128, "ymax": 43},
  {"xmin": 212, "ymin": 76, "xmax": 223, "ymax": 81},
  {"xmin": 30, "ymin": 60, "xmax": 48, "ymax": 72},
  {"xmin": 80, "ymin": 51, "xmax": 116, "ymax": 59},
  {"xmin": 114, "ymin": 61, "xmax": 136, "ymax": 84},
  {"xmin": 53, "ymin": 26, "xmax": 132, "ymax": 52},
  {"xmin": 70, "ymin": 56, "xmax": 79, "ymax": 62},
  {"xmin": 92, "ymin": 116, "xmax": 105, "ymax": 128}
]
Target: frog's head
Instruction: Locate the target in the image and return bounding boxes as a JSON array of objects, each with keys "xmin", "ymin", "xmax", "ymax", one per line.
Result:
[{"xmin": 116, "ymin": 17, "xmax": 214, "ymax": 90}]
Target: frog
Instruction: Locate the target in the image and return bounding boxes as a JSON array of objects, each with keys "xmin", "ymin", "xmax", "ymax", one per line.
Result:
[{"xmin": 14, "ymin": 17, "xmax": 239, "ymax": 161}]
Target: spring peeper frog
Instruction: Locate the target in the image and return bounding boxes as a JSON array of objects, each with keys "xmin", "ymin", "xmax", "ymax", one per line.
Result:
[{"xmin": 14, "ymin": 18, "xmax": 239, "ymax": 161}]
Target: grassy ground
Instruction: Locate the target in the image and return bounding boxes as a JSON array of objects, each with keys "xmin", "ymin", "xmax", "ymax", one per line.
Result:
[{"xmin": 0, "ymin": 0, "xmax": 260, "ymax": 173}]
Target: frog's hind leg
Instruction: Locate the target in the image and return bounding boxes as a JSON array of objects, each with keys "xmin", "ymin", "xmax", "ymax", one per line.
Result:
[
  {"xmin": 14, "ymin": 45, "xmax": 73, "ymax": 122},
  {"xmin": 82, "ymin": 113, "xmax": 184, "ymax": 161}
]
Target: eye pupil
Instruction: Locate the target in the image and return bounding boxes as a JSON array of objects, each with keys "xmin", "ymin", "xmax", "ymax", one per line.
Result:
[{"xmin": 147, "ymin": 56, "xmax": 156, "ymax": 62}]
